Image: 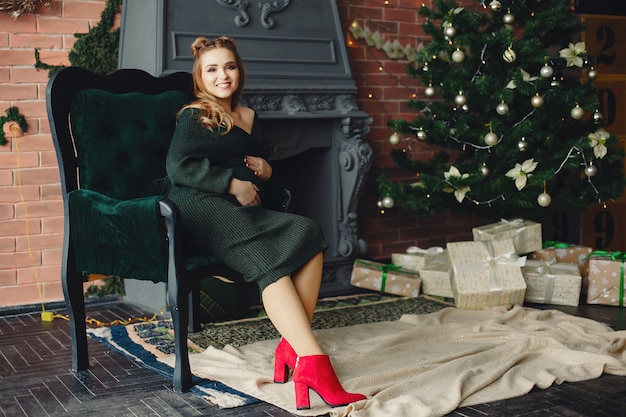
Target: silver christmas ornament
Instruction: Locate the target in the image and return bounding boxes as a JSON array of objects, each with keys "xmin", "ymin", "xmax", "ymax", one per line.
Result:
[
  {"xmin": 479, "ymin": 164, "xmax": 490, "ymax": 176},
  {"xmin": 540, "ymin": 64, "xmax": 554, "ymax": 78},
  {"xmin": 452, "ymin": 49, "xmax": 465, "ymax": 63},
  {"xmin": 382, "ymin": 196, "xmax": 395, "ymax": 208},
  {"xmin": 550, "ymin": 77, "xmax": 561, "ymax": 88},
  {"xmin": 462, "ymin": 104, "xmax": 470, "ymax": 112},
  {"xmin": 503, "ymin": 46, "xmax": 516, "ymax": 63},
  {"xmin": 454, "ymin": 93, "xmax": 467, "ymax": 106},
  {"xmin": 585, "ymin": 164, "xmax": 598, "ymax": 177},
  {"xmin": 484, "ymin": 132, "xmax": 498, "ymax": 146},
  {"xmin": 593, "ymin": 110, "xmax": 604, "ymax": 124},
  {"xmin": 517, "ymin": 138, "xmax": 528, "ymax": 151},
  {"xmin": 389, "ymin": 132, "xmax": 401, "ymax": 145},
  {"xmin": 424, "ymin": 85, "xmax": 436, "ymax": 97},
  {"xmin": 570, "ymin": 105, "xmax": 584, "ymax": 120},
  {"xmin": 537, "ymin": 192, "xmax": 552, "ymax": 207},
  {"xmin": 489, "ymin": 0, "xmax": 502, "ymax": 12},
  {"xmin": 503, "ymin": 12, "xmax": 515, "ymax": 25},
  {"xmin": 587, "ymin": 67, "xmax": 598, "ymax": 80},
  {"xmin": 416, "ymin": 129, "xmax": 427, "ymax": 141},
  {"xmin": 496, "ymin": 102, "xmax": 509, "ymax": 115},
  {"xmin": 377, "ymin": 200, "xmax": 384, "ymax": 209},
  {"xmin": 530, "ymin": 94, "xmax": 544, "ymax": 108},
  {"xmin": 443, "ymin": 25, "xmax": 457, "ymax": 38}
]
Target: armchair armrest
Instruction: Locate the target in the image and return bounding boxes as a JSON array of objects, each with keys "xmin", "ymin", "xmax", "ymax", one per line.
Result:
[{"xmin": 68, "ymin": 189, "xmax": 169, "ymax": 282}]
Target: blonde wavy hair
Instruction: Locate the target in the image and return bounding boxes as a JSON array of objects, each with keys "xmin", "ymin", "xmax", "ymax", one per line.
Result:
[{"xmin": 181, "ymin": 36, "xmax": 247, "ymax": 134}]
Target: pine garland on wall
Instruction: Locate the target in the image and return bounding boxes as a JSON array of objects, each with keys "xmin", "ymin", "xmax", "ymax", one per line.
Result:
[{"xmin": 34, "ymin": 0, "xmax": 122, "ymax": 76}]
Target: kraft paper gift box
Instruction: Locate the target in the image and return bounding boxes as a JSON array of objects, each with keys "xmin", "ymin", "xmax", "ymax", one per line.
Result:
[
  {"xmin": 447, "ymin": 239, "xmax": 527, "ymax": 310},
  {"xmin": 530, "ymin": 241, "xmax": 592, "ymax": 292},
  {"xmin": 521, "ymin": 259, "xmax": 582, "ymax": 306},
  {"xmin": 586, "ymin": 252, "xmax": 626, "ymax": 307},
  {"xmin": 350, "ymin": 259, "xmax": 421, "ymax": 298},
  {"xmin": 392, "ymin": 246, "xmax": 453, "ymax": 298},
  {"xmin": 472, "ymin": 218, "xmax": 542, "ymax": 255}
]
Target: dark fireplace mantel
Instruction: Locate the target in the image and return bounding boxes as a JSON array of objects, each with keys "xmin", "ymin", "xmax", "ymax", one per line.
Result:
[{"xmin": 119, "ymin": 0, "xmax": 372, "ymax": 306}]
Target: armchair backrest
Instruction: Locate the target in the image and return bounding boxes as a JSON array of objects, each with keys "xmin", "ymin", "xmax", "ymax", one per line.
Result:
[{"xmin": 47, "ymin": 67, "xmax": 194, "ymax": 199}]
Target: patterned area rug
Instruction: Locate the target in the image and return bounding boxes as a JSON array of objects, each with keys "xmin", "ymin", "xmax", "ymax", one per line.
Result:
[{"xmin": 87, "ymin": 293, "xmax": 452, "ymax": 408}]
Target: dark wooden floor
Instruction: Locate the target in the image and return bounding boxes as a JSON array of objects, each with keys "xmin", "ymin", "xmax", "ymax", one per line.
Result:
[{"xmin": 0, "ymin": 298, "xmax": 624, "ymax": 417}]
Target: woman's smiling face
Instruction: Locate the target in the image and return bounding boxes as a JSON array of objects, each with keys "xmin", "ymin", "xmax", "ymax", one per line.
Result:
[{"xmin": 199, "ymin": 47, "xmax": 240, "ymax": 105}]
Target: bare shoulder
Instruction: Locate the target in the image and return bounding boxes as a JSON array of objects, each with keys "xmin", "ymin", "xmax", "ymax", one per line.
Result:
[{"xmin": 233, "ymin": 106, "xmax": 256, "ymax": 134}]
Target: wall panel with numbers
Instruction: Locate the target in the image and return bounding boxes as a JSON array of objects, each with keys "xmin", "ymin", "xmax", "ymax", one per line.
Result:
[{"xmin": 580, "ymin": 15, "xmax": 626, "ymax": 251}]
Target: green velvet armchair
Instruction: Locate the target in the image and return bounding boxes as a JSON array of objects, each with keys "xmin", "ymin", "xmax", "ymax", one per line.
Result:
[{"xmin": 46, "ymin": 67, "xmax": 290, "ymax": 392}]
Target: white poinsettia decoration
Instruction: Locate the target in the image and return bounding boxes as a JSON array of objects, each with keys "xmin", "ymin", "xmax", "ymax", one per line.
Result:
[
  {"xmin": 443, "ymin": 165, "xmax": 470, "ymax": 202},
  {"xmin": 506, "ymin": 69, "xmax": 539, "ymax": 89},
  {"xmin": 505, "ymin": 158, "xmax": 538, "ymax": 190},
  {"xmin": 559, "ymin": 42, "xmax": 586, "ymax": 67},
  {"xmin": 588, "ymin": 128, "xmax": 610, "ymax": 159}
]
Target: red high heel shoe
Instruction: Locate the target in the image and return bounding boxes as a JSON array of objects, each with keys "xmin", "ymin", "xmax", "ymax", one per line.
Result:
[
  {"xmin": 273, "ymin": 338, "xmax": 297, "ymax": 383},
  {"xmin": 292, "ymin": 354, "xmax": 366, "ymax": 410}
]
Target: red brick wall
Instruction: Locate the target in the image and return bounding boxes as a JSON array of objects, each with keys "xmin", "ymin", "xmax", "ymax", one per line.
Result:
[
  {"xmin": 0, "ymin": 0, "xmax": 483, "ymax": 308},
  {"xmin": 338, "ymin": 0, "xmax": 485, "ymax": 260},
  {"xmin": 0, "ymin": 1, "xmax": 108, "ymax": 307}
]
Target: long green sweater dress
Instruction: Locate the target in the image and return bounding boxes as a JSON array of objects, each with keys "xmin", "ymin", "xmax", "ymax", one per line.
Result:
[{"xmin": 163, "ymin": 107, "xmax": 328, "ymax": 293}]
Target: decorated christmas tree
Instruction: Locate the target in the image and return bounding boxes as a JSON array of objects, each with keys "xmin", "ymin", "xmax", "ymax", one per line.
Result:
[{"xmin": 377, "ymin": 0, "xmax": 625, "ymax": 220}]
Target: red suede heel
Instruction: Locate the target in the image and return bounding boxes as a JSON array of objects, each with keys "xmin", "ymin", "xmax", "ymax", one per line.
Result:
[
  {"xmin": 292, "ymin": 354, "xmax": 366, "ymax": 410},
  {"xmin": 273, "ymin": 338, "xmax": 297, "ymax": 383}
]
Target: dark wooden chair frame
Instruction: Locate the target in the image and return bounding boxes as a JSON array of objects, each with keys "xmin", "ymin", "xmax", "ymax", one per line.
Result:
[{"xmin": 46, "ymin": 67, "xmax": 250, "ymax": 392}]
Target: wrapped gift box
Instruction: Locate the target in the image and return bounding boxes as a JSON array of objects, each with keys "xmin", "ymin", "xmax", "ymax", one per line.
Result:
[
  {"xmin": 350, "ymin": 259, "xmax": 421, "ymax": 298},
  {"xmin": 530, "ymin": 241, "xmax": 592, "ymax": 292},
  {"xmin": 419, "ymin": 257, "xmax": 454, "ymax": 299},
  {"xmin": 447, "ymin": 239, "xmax": 527, "ymax": 310},
  {"xmin": 586, "ymin": 253, "xmax": 626, "ymax": 307},
  {"xmin": 392, "ymin": 246, "xmax": 446, "ymax": 271},
  {"xmin": 392, "ymin": 247, "xmax": 453, "ymax": 298},
  {"xmin": 472, "ymin": 218, "xmax": 542, "ymax": 255},
  {"xmin": 522, "ymin": 260, "xmax": 582, "ymax": 306}
]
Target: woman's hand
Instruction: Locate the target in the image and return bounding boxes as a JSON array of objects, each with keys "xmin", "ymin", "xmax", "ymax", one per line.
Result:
[
  {"xmin": 228, "ymin": 178, "xmax": 261, "ymax": 206},
  {"xmin": 245, "ymin": 155, "xmax": 273, "ymax": 181}
]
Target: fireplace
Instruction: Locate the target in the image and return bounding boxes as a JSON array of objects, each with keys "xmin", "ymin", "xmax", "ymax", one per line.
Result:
[{"xmin": 118, "ymin": 0, "xmax": 372, "ymax": 307}]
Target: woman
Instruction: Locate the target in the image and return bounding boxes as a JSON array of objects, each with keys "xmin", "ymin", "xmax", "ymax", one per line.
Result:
[{"xmin": 162, "ymin": 36, "xmax": 366, "ymax": 410}]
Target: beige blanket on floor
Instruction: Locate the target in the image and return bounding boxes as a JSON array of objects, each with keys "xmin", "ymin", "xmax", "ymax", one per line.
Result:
[{"xmin": 164, "ymin": 305, "xmax": 626, "ymax": 416}]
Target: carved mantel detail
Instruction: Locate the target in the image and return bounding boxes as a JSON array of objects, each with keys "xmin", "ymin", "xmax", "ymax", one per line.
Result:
[
  {"xmin": 216, "ymin": 0, "xmax": 291, "ymax": 28},
  {"xmin": 337, "ymin": 117, "xmax": 373, "ymax": 258},
  {"xmin": 242, "ymin": 93, "xmax": 359, "ymax": 115}
]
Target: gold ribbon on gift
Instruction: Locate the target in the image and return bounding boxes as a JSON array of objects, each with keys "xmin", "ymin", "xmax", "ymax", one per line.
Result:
[
  {"xmin": 529, "ymin": 257, "xmax": 580, "ymax": 304},
  {"xmin": 453, "ymin": 241, "xmax": 526, "ymax": 306},
  {"xmin": 377, "ymin": 263, "xmax": 403, "ymax": 292},
  {"xmin": 585, "ymin": 250, "xmax": 625, "ymax": 307}
]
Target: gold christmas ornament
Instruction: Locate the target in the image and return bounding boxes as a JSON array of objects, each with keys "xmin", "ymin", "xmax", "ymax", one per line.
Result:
[
  {"xmin": 389, "ymin": 132, "xmax": 401, "ymax": 145},
  {"xmin": 530, "ymin": 94, "xmax": 544, "ymax": 108},
  {"xmin": 503, "ymin": 46, "xmax": 516, "ymax": 63},
  {"xmin": 537, "ymin": 192, "xmax": 552, "ymax": 207}
]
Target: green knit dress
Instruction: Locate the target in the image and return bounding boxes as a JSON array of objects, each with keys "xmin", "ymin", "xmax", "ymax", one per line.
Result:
[{"xmin": 163, "ymin": 108, "xmax": 328, "ymax": 293}]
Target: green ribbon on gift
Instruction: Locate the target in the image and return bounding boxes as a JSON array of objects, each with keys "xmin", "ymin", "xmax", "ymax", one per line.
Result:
[
  {"xmin": 542, "ymin": 240, "xmax": 570, "ymax": 249},
  {"xmin": 377, "ymin": 263, "xmax": 403, "ymax": 292},
  {"xmin": 586, "ymin": 250, "xmax": 626, "ymax": 307}
]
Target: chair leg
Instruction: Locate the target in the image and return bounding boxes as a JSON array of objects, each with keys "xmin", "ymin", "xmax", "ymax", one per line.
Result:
[
  {"xmin": 62, "ymin": 265, "xmax": 89, "ymax": 371},
  {"xmin": 188, "ymin": 288, "xmax": 201, "ymax": 333},
  {"xmin": 168, "ymin": 276, "xmax": 193, "ymax": 393}
]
